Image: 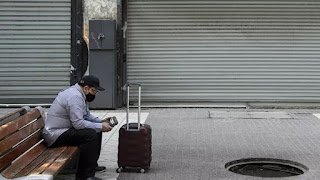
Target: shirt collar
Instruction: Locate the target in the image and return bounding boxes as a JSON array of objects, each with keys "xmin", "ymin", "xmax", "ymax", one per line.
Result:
[{"xmin": 75, "ymin": 83, "xmax": 86, "ymax": 99}]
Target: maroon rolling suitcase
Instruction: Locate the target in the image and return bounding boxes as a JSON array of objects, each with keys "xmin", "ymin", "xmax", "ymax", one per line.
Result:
[{"xmin": 117, "ymin": 83, "xmax": 152, "ymax": 173}]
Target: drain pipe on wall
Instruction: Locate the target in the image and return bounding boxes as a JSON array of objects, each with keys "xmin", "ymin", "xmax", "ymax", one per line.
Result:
[{"xmin": 0, "ymin": 104, "xmax": 51, "ymax": 108}]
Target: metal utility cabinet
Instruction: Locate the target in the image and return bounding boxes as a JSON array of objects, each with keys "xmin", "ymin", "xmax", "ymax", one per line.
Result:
[{"xmin": 89, "ymin": 19, "xmax": 117, "ymax": 109}]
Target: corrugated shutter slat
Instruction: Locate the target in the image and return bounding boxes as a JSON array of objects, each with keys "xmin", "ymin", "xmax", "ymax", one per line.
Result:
[
  {"xmin": 127, "ymin": 0, "xmax": 320, "ymax": 102},
  {"xmin": 0, "ymin": 0, "xmax": 71, "ymax": 103}
]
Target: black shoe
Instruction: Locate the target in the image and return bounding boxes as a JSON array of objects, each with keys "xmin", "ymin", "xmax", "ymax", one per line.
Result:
[{"xmin": 95, "ymin": 166, "xmax": 106, "ymax": 172}]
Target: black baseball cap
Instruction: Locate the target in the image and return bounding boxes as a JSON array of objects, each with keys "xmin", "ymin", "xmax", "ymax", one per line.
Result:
[{"xmin": 79, "ymin": 75, "xmax": 105, "ymax": 91}]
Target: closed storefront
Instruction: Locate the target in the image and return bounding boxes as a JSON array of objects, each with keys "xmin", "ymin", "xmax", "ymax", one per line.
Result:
[
  {"xmin": 0, "ymin": 0, "xmax": 71, "ymax": 104},
  {"xmin": 127, "ymin": 0, "xmax": 320, "ymax": 103}
]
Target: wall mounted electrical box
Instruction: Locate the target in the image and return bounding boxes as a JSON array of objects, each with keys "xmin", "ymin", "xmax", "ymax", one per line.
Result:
[{"xmin": 89, "ymin": 19, "xmax": 117, "ymax": 109}]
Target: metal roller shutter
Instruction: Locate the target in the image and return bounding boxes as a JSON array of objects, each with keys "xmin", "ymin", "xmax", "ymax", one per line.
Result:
[
  {"xmin": 127, "ymin": 0, "xmax": 320, "ymax": 103},
  {"xmin": 0, "ymin": 0, "xmax": 71, "ymax": 104}
]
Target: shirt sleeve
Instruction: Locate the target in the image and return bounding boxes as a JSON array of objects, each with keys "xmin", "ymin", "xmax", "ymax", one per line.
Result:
[
  {"xmin": 67, "ymin": 95, "xmax": 102, "ymax": 132},
  {"xmin": 88, "ymin": 113, "xmax": 102, "ymax": 123},
  {"xmin": 85, "ymin": 106, "xmax": 102, "ymax": 123}
]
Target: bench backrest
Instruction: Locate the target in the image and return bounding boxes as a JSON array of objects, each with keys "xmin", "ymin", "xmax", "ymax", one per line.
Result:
[
  {"xmin": 0, "ymin": 107, "xmax": 30, "ymax": 126},
  {"xmin": 0, "ymin": 108, "xmax": 44, "ymax": 173}
]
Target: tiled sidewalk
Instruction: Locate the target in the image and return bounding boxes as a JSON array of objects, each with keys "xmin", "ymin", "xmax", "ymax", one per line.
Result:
[
  {"xmin": 3, "ymin": 108, "xmax": 320, "ymax": 180},
  {"xmin": 117, "ymin": 108, "xmax": 320, "ymax": 180}
]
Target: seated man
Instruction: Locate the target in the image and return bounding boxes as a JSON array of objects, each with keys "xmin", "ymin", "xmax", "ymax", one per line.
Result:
[{"xmin": 43, "ymin": 75, "xmax": 113, "ymax": 180}]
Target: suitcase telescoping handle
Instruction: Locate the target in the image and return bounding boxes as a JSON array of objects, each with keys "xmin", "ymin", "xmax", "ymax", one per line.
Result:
[{"xmin": 126, "ymin": 82, "xmax": 141, "ymax": 131}]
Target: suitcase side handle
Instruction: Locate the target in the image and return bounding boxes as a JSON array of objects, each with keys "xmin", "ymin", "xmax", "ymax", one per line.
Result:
[{"xmin": 126, "ymin": 82, "xmax": 141, "ymax": 131}]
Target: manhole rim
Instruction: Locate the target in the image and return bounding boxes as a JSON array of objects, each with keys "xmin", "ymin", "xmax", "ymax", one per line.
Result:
[{"xmin": 225, "ymin": 158, "xmax": 309, "ymax": 173}]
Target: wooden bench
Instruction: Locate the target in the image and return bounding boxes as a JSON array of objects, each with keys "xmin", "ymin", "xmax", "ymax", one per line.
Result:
[
  {"xmin": 0, "ymin": 106, "xmax": 30, "ymax": 127},
  {"xmin": 0, "ymin": 107, "xmax": 78, "ymax": 179}
]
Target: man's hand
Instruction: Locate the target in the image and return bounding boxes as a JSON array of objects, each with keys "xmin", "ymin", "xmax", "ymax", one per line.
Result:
[
  {"xmin": 102, "ymin": 117, "xmax": 118, "ymax": 127},
  {"xmin": 102, "ymin": 122, "xmax": 112, "ymax": 132},
  {"xmin": 103, "ymin": 117, "xmax": 111, "ymax": 121}
]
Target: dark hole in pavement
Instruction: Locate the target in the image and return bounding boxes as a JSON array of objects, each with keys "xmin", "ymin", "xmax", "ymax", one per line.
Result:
[{"xmin": 225, "ymin": 158, "xmax": 308, "ymax": 178}]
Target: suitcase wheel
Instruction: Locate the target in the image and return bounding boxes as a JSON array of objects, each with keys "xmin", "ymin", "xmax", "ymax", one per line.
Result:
[
  {"xmin": 116, "ymin": 166, "xmax": 146, "ymax": 173},
  {"xmin": 116, "ymin": 167, "xmax": 123, "ymax": 173}
]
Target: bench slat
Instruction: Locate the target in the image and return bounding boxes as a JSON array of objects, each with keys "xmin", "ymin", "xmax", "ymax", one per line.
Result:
[
  {"xmin": 0, "ymin": 109, "xmax": 40, "ymax": 140},
  {"xmin": 30, "ymin": 146, "xmax": 67, "ymax": 175},
  {"xmin": 13, "ymin": 147, "xmax": 57, "ymax": 178},
  {"xmin": 0, "ymin": 108, "xmax": 80, "ymax": 179},
  {"xmin": 1, "ymin": 142, "xmax": 47, "ymax": 179},
  {"xmin": 0, "ymin": 107, "xmax": 29, "ymax": 127},
  {"xmin": 0, "ymin": 131, "xmax": 42, "ymax": 171},
  {"xmin": 0, "ymin": 117, "xmax": 44, "ymax": 155},
  {"xmin": 41, "ymin": 146, "xmax": 78, "ymax": 177}
]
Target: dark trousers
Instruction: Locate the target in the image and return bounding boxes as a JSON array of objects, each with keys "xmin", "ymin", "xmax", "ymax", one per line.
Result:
[{"xmin": 51, "ymin": 128, "xmax": 102, "ymax": 179}]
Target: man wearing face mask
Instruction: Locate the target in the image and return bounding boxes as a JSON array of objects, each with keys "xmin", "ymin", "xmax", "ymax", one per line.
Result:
[{"xmin": 43, "ymin": 75, "xmax": 112, "ymax": 180}]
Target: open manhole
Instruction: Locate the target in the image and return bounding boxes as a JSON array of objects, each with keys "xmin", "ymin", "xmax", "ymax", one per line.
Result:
[{"xmin": 225, "ymin": 158, "xmax": 308, "ymax": 178}]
